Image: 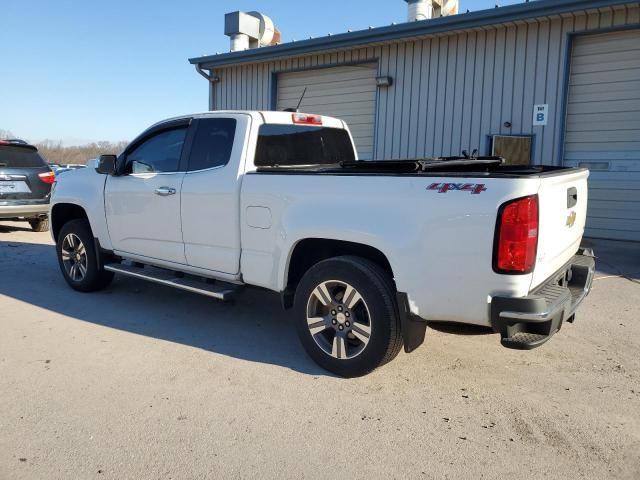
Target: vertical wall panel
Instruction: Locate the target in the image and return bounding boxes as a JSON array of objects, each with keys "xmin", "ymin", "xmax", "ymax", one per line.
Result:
[
  {"xmin": 400, "ymin": 42, "xmax": 415, "ymax": 158},
  {"xmin": 452, "ymin": 32, "xmax": 467, "ymax": 154},
  {"xmin": 375, "ymin": 44, "xmax": 391, "ymax": 158},
  {"xmin": 425, "ymin": 37, "xmax": 441, "ymax": 156},
  {"xmin": 550, "ymin": 15, "xmax": 576, "ymax": 164},
  {"xmin": 501, "ymin": 25, "xmax": 517, "ymax": 136},
  {"xmin": 433, "ymin": 37, "xmax": 449, "ymax": 156},
  {"xmin": 521, "ymin": 22, "xmax": 539, "ymax": 137},
  {"xmin": 511, "ymin": 23, "xmax": 528, "ymax": 134},
  {"xmin": 207, "ymin": 4, "xmax": 639, "ymax": 167},
  {"xmin": 391, "ymin": 42, "xmax": 407, "ymax": 158},
  {"xmin": 459, "ymin": 31, "xmax": 476, "ymax": 154},
  {"xmin": 386, "ymin": 43, "xmax": 400, "ymax": 158},
  {"xmin": 479, "ymin": 28, "xmax": 496, "ymax": 155},
  {"xmin": 442, "ymin": 34, "xmax": 459, "ymax": 155},
  {"xmin": 415, "ymin": 38, "xmax": 431, "ymax": 158},
  {"xmin": 407, "ymin": 41, "xmax": 422, "ymax": 158},
  {"xmin": 470, "ymin": 30, "xmax": 486, "ymax": 153},
  {"xmin": 532, "ymin": 20, "xmax": 550, "ymax": 163}
]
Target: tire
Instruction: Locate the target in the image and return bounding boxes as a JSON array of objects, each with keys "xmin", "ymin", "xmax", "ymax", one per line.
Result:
[
  {"xmin": 56, "ymin": 219, "xmax": 114, "ymax": 292},
  {"xmin": 29, "ymin": 217, "xmax": 49, "ymax": 232},
  {"xmin": 293, "ymin": 256, "xmax": 403, "ymax": 378}
]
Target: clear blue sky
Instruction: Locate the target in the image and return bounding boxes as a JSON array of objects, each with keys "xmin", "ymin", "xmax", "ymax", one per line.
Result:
[{"xmin": 1, "ymin": 0, "xmax": 523, "ymax": 144}]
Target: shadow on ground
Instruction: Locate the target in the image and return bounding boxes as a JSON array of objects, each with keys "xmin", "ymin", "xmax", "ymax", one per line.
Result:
[
  {"xmin": 0, "ymin": 223, "xmax": 32, "ymax": 233},
  {"xmin": 0, "ymin": 236, "xmax": 637, "ymax": 375},
  {"xmin": 0, "ymin": 238, "xmax": 335, "ymax": 377},
  {"xmin": 583, "ymin": 237, "xmax": 640, "ymax": 280}
]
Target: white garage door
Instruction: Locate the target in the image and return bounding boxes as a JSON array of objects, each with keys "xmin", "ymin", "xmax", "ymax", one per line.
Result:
[
  {"xmin": 276, "ymin": 64, "xmax": 378, "ymax": 159},
  {"xmin": 564, "ymin": 29, "xmax": 640, "ymax": 242}
]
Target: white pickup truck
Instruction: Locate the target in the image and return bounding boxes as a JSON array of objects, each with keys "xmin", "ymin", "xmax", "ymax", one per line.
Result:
[{"xmin": 50, "ymin": 111, "xmax": 595, "ymax": 377}]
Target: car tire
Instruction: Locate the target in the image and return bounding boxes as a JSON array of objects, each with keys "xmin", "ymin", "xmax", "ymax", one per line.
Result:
[
  {"xmin": 293, "ymin": 256, "xmax": 403, "ymax": 378},
  {"xmin": 29, "ymin": 217, "xmax": 49, "ymax": 232},
  {"xmin": 56, "ymin": 219, "xmax": 114, "ymax": 292}
]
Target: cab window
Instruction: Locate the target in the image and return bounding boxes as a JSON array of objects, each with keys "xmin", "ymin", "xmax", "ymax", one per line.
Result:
[
  {"xmin": 254, "ymin": 125, "xmax": 355, "ymax": 167},
  {"xmin": 125, "ymin": 127, "xmax": 188, "ymax": 174},
  {"xmin": 187, "ymin": 118, "xmax": 237, "ymax": 171}
]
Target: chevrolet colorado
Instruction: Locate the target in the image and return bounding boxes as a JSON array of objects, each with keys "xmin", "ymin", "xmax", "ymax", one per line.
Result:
[{"xmin": 50, "ymin": 111, "xmax": 595, "ymax": 377}]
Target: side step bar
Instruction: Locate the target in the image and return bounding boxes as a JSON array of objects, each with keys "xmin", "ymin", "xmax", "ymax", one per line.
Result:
[{"xmin": 104, "ymin": 262, "xmax": 239, "ymax": 301}]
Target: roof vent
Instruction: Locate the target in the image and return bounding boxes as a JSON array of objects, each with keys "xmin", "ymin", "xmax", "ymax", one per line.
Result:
[
  {"xmin": 404, "ymin": 0, "xmax": 458, "ymax": 22},
  {"xmin": 224, "ymin": 11, "xmax": 281, "ymax": 52}
]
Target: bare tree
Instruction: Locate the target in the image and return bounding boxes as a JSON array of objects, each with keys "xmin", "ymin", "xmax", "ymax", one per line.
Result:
[
  {"xmin": 35, "ymin": 140, "xmax": 129, "ymax": 165},
  {"xmin": 0, "ymin": 129, "xmax": 15, "ymax": 140},
  {"xmin": 1, "ymin": 131, "xmax": 128, "ymax": 164}
]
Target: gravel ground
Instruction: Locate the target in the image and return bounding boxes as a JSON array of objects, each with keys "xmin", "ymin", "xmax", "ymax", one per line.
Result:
[{"xmin": 1, "ymin": 222, "xmax": 639, "ymax": 480}]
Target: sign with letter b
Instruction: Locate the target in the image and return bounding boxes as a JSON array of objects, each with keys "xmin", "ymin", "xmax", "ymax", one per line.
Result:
[{"xmin": 533, "ymin": 104, "xmax": 548, "ymax": 126}]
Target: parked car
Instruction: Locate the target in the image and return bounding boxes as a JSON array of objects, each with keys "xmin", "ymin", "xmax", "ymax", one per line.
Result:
[
  {"xmin": 49, "ymin": 163, "xmax": 87, "ymax": 176},
  {"xmin": 0, "ymin": 139, "xmax": 54, "ymax": 231},
  {"xmin": 49, "ymin": 111, "xmax": 595, "ymax": 377}
]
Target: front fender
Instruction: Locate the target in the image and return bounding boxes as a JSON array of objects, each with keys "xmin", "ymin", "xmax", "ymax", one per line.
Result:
[{"xmin": 50, "ymin": 168, "xmax": 111, "ymax": 250}]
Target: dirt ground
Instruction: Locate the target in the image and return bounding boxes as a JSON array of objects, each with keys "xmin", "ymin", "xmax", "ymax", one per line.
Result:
[{"xmin": 1, "ymin": 221, "xmax": 639, "ymax": 480}]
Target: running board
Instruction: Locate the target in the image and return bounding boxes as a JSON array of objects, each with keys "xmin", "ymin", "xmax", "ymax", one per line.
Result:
[{"xmin": 104, "ymin": 263, "xmax": 239, "ymax": 301}]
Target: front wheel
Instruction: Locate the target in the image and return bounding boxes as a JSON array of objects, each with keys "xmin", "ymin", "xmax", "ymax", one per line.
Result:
[
  {"xmin": 56, "ymin": 219, "xmax": 114, "ymax": 292},
  {"xmin": 293, "ymin": 256, "xmax": 403, "ymax": 377}
]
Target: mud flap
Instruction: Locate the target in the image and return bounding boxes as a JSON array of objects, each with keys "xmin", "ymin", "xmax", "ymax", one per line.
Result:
[{"xmin": 397, "ymin": 293, "xmax": 428, "ymax": 353}]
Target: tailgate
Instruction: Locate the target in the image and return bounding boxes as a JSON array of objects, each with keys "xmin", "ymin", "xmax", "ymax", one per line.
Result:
[{"xmin": 531, "ymin": 169, "xmax": 590, "ymax": 289}]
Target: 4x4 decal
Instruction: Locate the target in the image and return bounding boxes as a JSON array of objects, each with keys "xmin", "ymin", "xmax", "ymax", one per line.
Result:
[{"xmin": 427, "ymin": 183, "xmax": 487, "ymax": 195}]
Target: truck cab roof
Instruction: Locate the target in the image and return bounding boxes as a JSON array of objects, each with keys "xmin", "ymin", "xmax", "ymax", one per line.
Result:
[{"xmin": 147, "ymin": 111, "xmax": 346, "ymax": 131}]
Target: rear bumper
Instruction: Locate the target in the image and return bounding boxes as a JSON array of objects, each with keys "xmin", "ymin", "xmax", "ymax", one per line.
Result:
[
  {"xmin": 490, "ymin": 249, "xmax": 596, "ymax": 350},
  {"xmin": 0, "ymin": 202, "xmax": 49, "ymax": 219}
]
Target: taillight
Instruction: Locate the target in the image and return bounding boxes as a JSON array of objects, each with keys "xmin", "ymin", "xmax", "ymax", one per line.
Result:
[
  {"xmin": 292, "ymin": 113, "xmax": 322, "ymax": 125},
  {"xmin": 38, "ymin": 171, "xmax": 56, "ymax": 184},
  {"xmin": 494, "ymin": 194, "xmax": 539, "ymax": 274}
]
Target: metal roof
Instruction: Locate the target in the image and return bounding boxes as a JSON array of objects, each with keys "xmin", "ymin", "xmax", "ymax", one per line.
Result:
[{"xmin": 189, "ymin": 0, "xmax": 633, "ymax": 69}]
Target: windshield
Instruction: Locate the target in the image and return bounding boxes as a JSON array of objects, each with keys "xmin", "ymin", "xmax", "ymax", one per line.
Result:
[
  {"xmin": 0, "ymin": 146, "xmax": 47, "ymax": 168},
  {"xmin": 254, "ymin": 124, "xmax": 355, "ymax": 167}
]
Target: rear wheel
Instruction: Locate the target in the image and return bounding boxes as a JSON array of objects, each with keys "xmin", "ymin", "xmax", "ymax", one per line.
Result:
[
  {"xmin": 29, "ymin": 217, "xmax": 49, "ymax": 232},
  {"xmin": 56, "ymin": 219, "xmax": 114, "ymax": 292},
  {"xmin": 294, "ymin": 256, "xmax": 402, "ymax": 377}
]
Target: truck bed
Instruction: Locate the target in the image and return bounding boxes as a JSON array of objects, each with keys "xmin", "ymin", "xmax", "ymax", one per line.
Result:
[
  {"xmin": 242, "ymin": 161, "xmax": 589, "ymax": 327},
  {"xmin": 253, "ymin": 160, "xmax": 585, "ymax": 179}
]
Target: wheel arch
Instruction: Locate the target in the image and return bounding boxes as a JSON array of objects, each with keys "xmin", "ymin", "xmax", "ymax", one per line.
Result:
[
  {"xmin": 50, "ymin": 203, "xmax": 89, "ymax": 242},
  {"xmin": 282, "ymin": 238, "xmax": 395, "ymax": 309}
]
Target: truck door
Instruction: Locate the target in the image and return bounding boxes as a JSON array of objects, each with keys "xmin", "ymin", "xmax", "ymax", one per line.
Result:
[
  {"xmin": 104, "ymin": 121, "xmax": 190, "ymax": 264},
  {"xmin": 180, "ymin": 114, "xmax": 249, "ymax": 274}
]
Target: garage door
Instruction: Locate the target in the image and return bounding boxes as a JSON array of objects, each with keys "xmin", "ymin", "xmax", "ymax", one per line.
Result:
[
  {"xmin": 276, "ymin": 64, "xmax": 377, "ymax": 159},
  {"xmin": 564, "ymin": 29, "xmax": 640, "ymax": 242}
]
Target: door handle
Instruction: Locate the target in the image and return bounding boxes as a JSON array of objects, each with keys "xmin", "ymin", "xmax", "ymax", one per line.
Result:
[{"xmin": 155, "ymin": 187, "xmax": 177, "ymax": 196}]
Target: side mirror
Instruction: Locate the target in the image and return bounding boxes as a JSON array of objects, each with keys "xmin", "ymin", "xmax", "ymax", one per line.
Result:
[{"xmin": 96, "ymin": 154, "xmax": 117, "ymax": 175}]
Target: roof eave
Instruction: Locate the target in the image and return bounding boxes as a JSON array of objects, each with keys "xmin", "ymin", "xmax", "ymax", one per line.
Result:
[{"xmin": 189, "ymin": 0, "xmax": 632, "ymax": 69}]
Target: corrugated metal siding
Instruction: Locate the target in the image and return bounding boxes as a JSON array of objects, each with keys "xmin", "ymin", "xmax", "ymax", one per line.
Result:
[
  {"xmin": 563, "ymin": 28, "xmax": 640, "ymax": 241},
  {"xmin": 212, "ymin": 4, "xmax": 639, "ymax": 165},
  {"xmin": 275, "ymin": 64, "xmax": 378, "ymax": 159}
]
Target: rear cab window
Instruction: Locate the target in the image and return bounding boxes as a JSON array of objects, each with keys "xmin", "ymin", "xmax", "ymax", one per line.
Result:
[
  {"xmin": 254, "ymin": 124, "xmax": 355, "ymax": 167},
  {"xmin": 0, "ymin": 146, "xmax": 47, "ymax": 168}
]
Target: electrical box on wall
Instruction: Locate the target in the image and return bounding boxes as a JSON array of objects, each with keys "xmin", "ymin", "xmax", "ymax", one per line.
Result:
[{"xmin": 492, "ymin": 136, "xmax": 533, "ymax": 166}]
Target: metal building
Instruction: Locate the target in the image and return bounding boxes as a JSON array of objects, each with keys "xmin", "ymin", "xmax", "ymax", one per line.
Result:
[{"xmin": 190, "ymin": 0, "xmax": 640, "ymax": 241}]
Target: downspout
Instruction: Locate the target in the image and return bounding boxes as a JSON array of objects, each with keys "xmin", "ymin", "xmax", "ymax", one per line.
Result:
[{"xmin": 195, "ymin": 64, "xmax": 216, "ymax": 111}]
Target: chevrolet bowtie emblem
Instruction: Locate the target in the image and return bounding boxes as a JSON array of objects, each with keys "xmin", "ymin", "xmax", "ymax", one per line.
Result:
[{"xmin": 566, "ymin": 211, "xmax": 577, "ymax": 228}]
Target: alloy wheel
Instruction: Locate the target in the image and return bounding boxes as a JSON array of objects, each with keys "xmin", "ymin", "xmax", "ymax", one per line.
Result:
[
  {"xmin": 306, "ymin": 280, "xmax": 372, "ymax": 360},
  {"xmin": 61, "ymin": 233, "xmax": 88, "ymax": 282}
]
